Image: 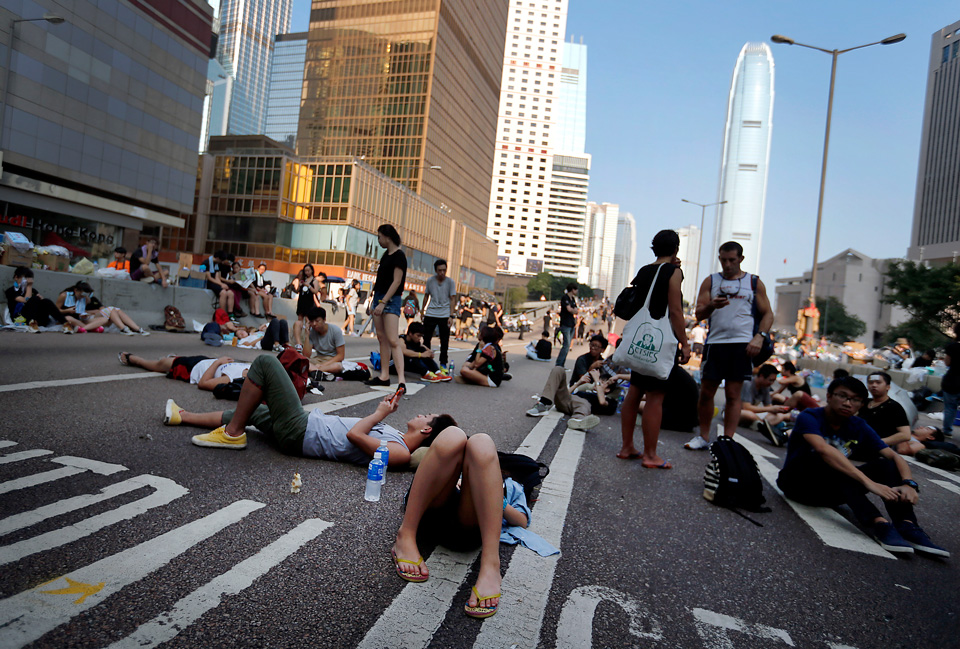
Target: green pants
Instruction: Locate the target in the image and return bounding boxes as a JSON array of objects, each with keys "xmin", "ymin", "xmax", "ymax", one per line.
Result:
[{"xmin": 221, "ymin": 355, "xmax": 309, "ymax": 455}]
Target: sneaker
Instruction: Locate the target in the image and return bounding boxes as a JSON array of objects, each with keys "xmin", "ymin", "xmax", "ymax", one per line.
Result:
[
  {"xmin": 121, "ymin": 327, "xmax": 137, "ymax": 336},
  {"xmin": 871, "ymin": 522, "xmax": 914, "ymax": 554},
  {"xmin": 568, "ymin": 414, "xmax": 600, "ymax": 430},
  {"xmin": 684, "ymin": 435, "xmax": 710, "ymax": 450},
  {"xmin": 502, "ymin": 372, "xmax": 513, "ymax": 381},
  {"xmin": 526, "ymin": 401, "xmax": 551, "ymax": 417},
  {"xmin": 138, "ymin": 328, "xmax": 150, "ymax": 336},
  {"xmin": 422, "ymin": 372, "xmax": 443, "ymax": 383},
  {"xmin": 62, "ymin": 324, "xmax": 75, "ymax": 334},
  {"xmin": 365, "ymin": 376, "xmax": 391, "ymax": 387},
  {"xmin": 164, "ymin": 399, "xmax": 184, "ymax": 426},
  {"xmin": 191, "ymin": 426, "xmax": 247, "ymax": 450},
  {"xmin": 758, "ymin": 419, "xmax": 780, "ymax": 447},
  {"xmin": 895, "ymin": 521, "xmax": 950, "ymax": 557},
  {"xmin": 295, "ymin": 344, "xmax": 303, "ymax": 353},
  {"xmin": 27, "ymin": 320, "xmax": 40, "ymax": 333},
  {"xmin": 13, "ymin": 316, "xmax": 25, "ymax": 324}
]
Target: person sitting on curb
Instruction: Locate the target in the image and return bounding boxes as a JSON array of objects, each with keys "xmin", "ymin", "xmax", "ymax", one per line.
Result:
[
  {"xmin": 460, "ymin": 325, "xmax": 507, "ymax": 388},
  {"xmin": 390, "ymin": 427, "xmax": 528, "ymax": 619},
  {"xmin": 569, "ymin": 334, "xmax": 608, "ymax": 385},
  {"xmin": 55, "ymin": 281, "xmax": 149, "ymax": 335},
  {"xmin": 119, "ymin": 352, "xmax": 250, "ymax": 391},
  {"xmin": 776, "ymin": 376, "xmax": 949, "ymax": 557},
  {"xmin": 858, "ymin": 372, "xmax": 913, "ymax": 448},
  {"xmin": 106, "ymin": 247, "xmax": 129, "ymax": 272},
  {"xmin": 4, "ymin": 267, "xmax": 84, "ymax": 333},
  {"xmin": 525, "ymin": 365, "xmax": 622, "ymax": 430},
  {"xmin": 301, "ymin": 306, "xmax": 346, "ymax": 377},
  {"xmin": 389, "ymin": 322, "xmax": 450, "ymax": 383},
  {"xmin": 129, "ymin": 236, "xmax": 170, "ymax": 287},
  {"xmin": 165, "ymin": 354, "xmax": 457, "ymax": 463},
  {"xmin": 525, "ymin": 330, "xmax": 552, "ymax": 361},
  {"xmin": 741, "ymin": 364, "xmax": 793, "ymax": 445}
]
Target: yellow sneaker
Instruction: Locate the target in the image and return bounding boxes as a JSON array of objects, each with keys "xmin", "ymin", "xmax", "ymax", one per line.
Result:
[
  {"xmin": 164, "ymin": 399, "xmax": 183, "ymax": 426},
  {"xmin": 191, "ymin": 426, "xmax": 246, "ymax": 450}
]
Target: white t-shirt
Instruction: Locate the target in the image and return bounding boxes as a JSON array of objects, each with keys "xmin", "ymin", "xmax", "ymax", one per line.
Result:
[
  {"xmin": 189, "ymin": 359, "xmax": 250, "ymax": 384},
  {"xmin": 691, "ymin": 326, "xmax": 706, "ymax": 344},
  {"xmin": 301, "ymin": 409, "xmax": 407, "ymax": 464},
  {"xmin": 308, "ymin": 323, "xmax": 345, "ymax": 357},
  {"xmin": 424, "ymin": 275, "xmax": 456, "ymax": 319}
]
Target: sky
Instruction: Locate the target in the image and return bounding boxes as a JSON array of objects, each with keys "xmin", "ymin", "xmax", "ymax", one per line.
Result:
[{"xmin": 287, "ymin": 1, "xmax": 957, "ymax": 296}]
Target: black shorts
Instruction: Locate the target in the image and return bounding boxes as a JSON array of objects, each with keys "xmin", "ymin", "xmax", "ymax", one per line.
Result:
[
  {"xmin": 630, "ymin": 370, "xmax": 671, "ymax": 393},
  {"xmin": 167, "ymin": 355, "xmax": 211, "ymax": 381},
  {"xmin": 206, "ymin": 281, "xmax": 222, "ymax": 296},
  {"xmin": 692, "ymin": 342, "xmax": 704, "ymax": 355},
  {"xmin": 701, "ymin": 343, "xmax": 753, "ymax": 384},
  {"xmin": 413, "ymin": 489, "xmax": 482, "ymax": 552}
]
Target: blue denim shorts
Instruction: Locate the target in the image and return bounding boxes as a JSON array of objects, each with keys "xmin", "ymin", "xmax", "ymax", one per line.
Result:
[{"xmin": 374, "ymin": 292, "xmax": 402, "ymax": 316}]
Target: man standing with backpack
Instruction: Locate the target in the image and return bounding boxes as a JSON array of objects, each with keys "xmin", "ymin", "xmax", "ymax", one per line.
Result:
[{"xmin": 687, "ymin": 241, "xmax": 773, "ymax": 450}]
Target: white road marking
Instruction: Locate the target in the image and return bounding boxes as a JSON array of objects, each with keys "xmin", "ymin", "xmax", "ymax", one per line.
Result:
[
  {"xmin": 0, "ymin": 372, "xmax": 162, "ymax": 393},
  {"xmin": 736, "ymin": 437, "xmax": 894, "ymax": 559},
  {"xmin": 358, "ymin": 409, "xmax": 566, "ymax": 649},
  {"xmin": 903, "ymin": 455, "xmax": 960, "ymax": 485},
  {"xmin": 0, "ymin": 478, "xmax": 144, "ymax": 536},
  {"xmin": 104, "ymin": 518, "xmax": 333, "ymax": 649},
  {"xmin": 305, "ymin": 383, "xmax": 424, "ymax": 413},
  {"xmin": 53, "ymin": 456, "xmax": 127, "ymax": 475},
  {"xmin": 0, "ymin": 475, "xmax": 188, "ymax": 566},
  {"xmin": 0, "ymin": 467, "xmax": 85, "ymax": 495},
  {"xmin": 0, "ymin": 440, "xmax": 19, "ymax": 449},
  {"xmin": 930, "ymin": 479, "xmax": 960, "ymax": 496},
  {"xmin": 472, "ymin": 429, "xmax": 585, "ymax": 648},
  {"xmin": 554, "ymin": 585, "xmax": 663, "ymax": 648},
  {"xmin": 0, "ymin": 499, "xmax": 264, "ymax": 649},
  {"xmin": 0, "ymin": 449, "xmax": 52, "ymax": 464},
  {"xmin": 691, "ymin": 607, "xmax": 795, "ymax": 648}
]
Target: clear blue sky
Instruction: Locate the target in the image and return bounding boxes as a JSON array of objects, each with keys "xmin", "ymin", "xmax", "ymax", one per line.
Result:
[{"xmin": 289, "ymin": 1, "xmax": 957, "ymax": 293}]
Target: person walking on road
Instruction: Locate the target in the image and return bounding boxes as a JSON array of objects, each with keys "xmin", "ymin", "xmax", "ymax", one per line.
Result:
[
  {"xmin": 421, "ymin": 259, "xmax": 457, "ymax": 369},
  {"xmin": 686, "ymin": 241, "xmax": 773, "ymax": 450},
  {"xmin": 556, "ymin": 283, "xmax": 579, "ymax": 367}
]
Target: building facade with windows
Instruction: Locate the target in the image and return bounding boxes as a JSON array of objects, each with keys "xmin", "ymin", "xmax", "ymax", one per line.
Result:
[
  {"xmin": 611, "ymin": 210, "xmax": 636, "ymax": 298},
  {"xmin": 215, "ymin": 0, "xmax": 291, "ymax": 136},
  {"xmin": 264, "ymin": 32, "xmax": 306, "ymax": 151},
  {"xmin": 0, "ymin": 0, "xmax": 212, "ymax": 260},
  {"xmin": 677, "ymin": 224, "xmax": 700, "ymax": 306},
  {"xmin": 713, "ymin": 42, "xmax": 775, "ymax": 276},
  {"xmin": 173, "ymin": 136, "xmax": 496, "ymax": 294},
  {"xmin": 581, "ymin": 201, "xmax": 619, "ymax": 296},
  {"xmin": 296, "ymin": 0, "xmax": 507, "ymax": 237},
  {"xmin": 487, "ymin": 0, "xmax": 570, "ymax": 277},
  {"xmin": 907, "ymin": 19, "xmax": 960, "ymax": 266}
]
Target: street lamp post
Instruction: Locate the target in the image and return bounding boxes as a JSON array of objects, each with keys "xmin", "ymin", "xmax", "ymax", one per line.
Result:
[
  {"xmin": 680, "ymin": 198, "xmax": 727, "ymax": 284},
  {"xmin": 0, "ymin": 14, "xmax": 65, "ymax": 162},
  {"xmin": 770, "ymin": 32, "xmax": 905, "ymax": 339}
]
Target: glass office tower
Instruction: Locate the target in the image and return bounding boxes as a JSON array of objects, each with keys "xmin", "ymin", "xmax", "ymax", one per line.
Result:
[
  {"xmin": 298, "ymin": 0, "xmax": 508, "ymax": 235},
  {"xmin": 713, "ymin": 42, "xmax": 775, "ymax": 276},
  {"xmin": 216, "ymin": 0, "xmax": 292, "ymax": 135},
  {"xmin": 265, "ymin": 33, "xmax": 307, "ymax": 149}
]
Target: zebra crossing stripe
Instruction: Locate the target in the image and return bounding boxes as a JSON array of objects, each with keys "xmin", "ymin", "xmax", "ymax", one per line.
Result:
[
  {"xmin": 930, "ymin": 479, "xmax": 960, "ymax": 495},
  {"xmin": 104, "ymin": 518, "xmax": 333, "ymax": 649},
  {"xmin": 0, "ymin": 441, "xmax": 17, "ymax": 449},
  {"xmin": 0, "ymin": 499, "xmax": 264, "ymax": 649},
  {"xmin": 0, "ymin": 456, "xmax": 126, "ymax": 495},
  {"xmin": 0, "ymin": 475, "xmax": 188, "ymax": 566},
  {"xmin": 0, "ymin": 449, "xmax": 52, "ymax": 464},
  {"xmin": 306, "ymin": 383, "xmax": 425, "ymax": 413}
]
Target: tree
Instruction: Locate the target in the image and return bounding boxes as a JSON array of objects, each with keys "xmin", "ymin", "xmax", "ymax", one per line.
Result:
[
  {"xmin": 526, "ymin": 272, "xmax": 596, "ymax": 301},
  {"xmin": 504, "ymin": 286, "xmax": 527, "ymax": 314},
  {"xmin": 883, "ymin": 260, "xmax": 960, "ymax": 348},
  {"xmin": 816, "ymin": 296, "xmax": 865, "ymax": 343}
]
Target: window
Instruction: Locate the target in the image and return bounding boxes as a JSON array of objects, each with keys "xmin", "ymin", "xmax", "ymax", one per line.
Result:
[
  {"xmin": 738, "ymin": 163, "xmax": 758, "ymax": 171},
  {"xmin": 742, "ymin": 120, "xmax": 761, "ymax": 128}
]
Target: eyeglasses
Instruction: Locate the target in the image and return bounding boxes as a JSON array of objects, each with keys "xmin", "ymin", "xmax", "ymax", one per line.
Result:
[{"xmin": 831, "ymin": 393, "xmax": 863, "ymax": 405}]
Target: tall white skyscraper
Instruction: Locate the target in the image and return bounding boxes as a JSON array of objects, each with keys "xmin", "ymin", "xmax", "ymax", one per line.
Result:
[
  {"xmin": 582, "ymin": 201, "xmax": 620, "ymax": 296},
  {"xmin": 677, "ymin": 225, "xmax": 700, "ymax": 305},
  {"xmin": 611, "ymin": 211, "xmax": 637, "ymax": 298},
  {"xmin": 713, "ymin": 42, "xmax": 775, "ymax": 275},
  {"xmin": 487, "ymin": 0, "xmax": 571, "ymax": 276},
  {"xmin": 216, "ymin": 0, "xmax": 292, "ymax": 135}
]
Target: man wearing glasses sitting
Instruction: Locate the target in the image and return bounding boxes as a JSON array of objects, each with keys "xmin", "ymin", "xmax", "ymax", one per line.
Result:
[{"xmin": 776, "ymin": 376, "xmax": 949, "ymax": 557}]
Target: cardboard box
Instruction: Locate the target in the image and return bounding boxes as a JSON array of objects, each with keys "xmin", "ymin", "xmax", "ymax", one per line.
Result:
[
  {"xmin": 1, "ymin": 246, "xmax": 33, "ymax": 268},
  {"xmin": 177, "ymin": 252, "xmax": 194, "ymax": 278},
  {"xmin": 37, "ymin": 253, "xmax": 69, "ymax": 272}
]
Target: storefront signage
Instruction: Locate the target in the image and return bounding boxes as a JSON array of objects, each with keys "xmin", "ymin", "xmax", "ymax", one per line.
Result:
[{"xmin": 0, "ymin": 212, "xmax": 115, "ymax": 245}]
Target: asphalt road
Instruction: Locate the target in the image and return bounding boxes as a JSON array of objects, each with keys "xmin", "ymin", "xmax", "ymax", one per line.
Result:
[{"xmin": 0, "ymin": 329, "xmax": 957, "ymax": 649}]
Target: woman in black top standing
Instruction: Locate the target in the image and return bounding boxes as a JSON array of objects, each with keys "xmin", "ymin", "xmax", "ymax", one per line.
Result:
[
  {"xmin": 617, "ymin": 230, "xmax": 691, "ymax": 468},
  {"xmin": 367, "ymin": 224, "xmax": 407, "ymax": 396},
  {"xmin": 292, "ymin": 264, "xmax": 320, "ymax": 351}
]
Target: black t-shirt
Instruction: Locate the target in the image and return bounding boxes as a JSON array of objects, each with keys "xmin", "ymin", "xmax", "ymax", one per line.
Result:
[
  {"xmin": 943, "ymin": 342, "xmax": 960, "ymax": 393},
  {"xmin": 630, "ymin": 262, "xmax": 680, "ymax": 320},
  {"xmin": 559, "ymin": 293, "xmax": 577, "ymax": 328},
  {"xmin": 574, "ymin": 390, "xmax": 617, "ymax": 416},
  {"xmin": 534, "ymin": 339, "xmax": 552, "ymax": 359},
  {"xmin": 374, "ymin": 249, "xmax": 407, "ymax": 296},
  {"xmin": 5, "ymin": 285, "xmax": 24, "ymax": 317},
  {"xmin": 858, "ymin": 398, "xmax": 909, "ymax": 439}
]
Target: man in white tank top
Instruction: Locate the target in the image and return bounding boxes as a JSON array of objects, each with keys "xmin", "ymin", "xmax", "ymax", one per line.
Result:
[{"xmin": 686, "ymin": 242, "xmax": 773, "ymax": 450}]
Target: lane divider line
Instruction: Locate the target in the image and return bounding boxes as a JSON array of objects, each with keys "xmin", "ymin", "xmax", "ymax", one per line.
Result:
[{"xmin": 0, "ymin": 372, "xmax": 163, "ymax": 393}]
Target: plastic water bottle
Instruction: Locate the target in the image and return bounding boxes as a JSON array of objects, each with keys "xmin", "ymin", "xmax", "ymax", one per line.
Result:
[
  {"xmin": 448, "ymin": 362, "xmax": 455, "ymax": 374},
  {"xmin": 374, "ymin": 441, "xmax": 389, "ymax": 485},
  {"xmin": 364, "ymin": 458, "xmax": 385, "ymax": 502}
]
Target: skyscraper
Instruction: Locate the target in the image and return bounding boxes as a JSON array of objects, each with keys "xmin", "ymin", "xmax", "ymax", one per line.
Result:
[
  {"xmin": 216, "ymin": 0, "xmax": 291, "ymax": 135},
  {"xmin": 582, "ymin": 201, "xmax": 619, "ymax": 296},
  {"xmin": 908, "ymin": 19, "xmax": 960, "ymax": 265},
  {"xmin": 611, "ymin": 211, "xmax": 637, "ymax": 298},
  {"xmin": 677, "ymin": 225, "xmax": 701, "ymax": 305},
  {"xmin": 264, "ymin": 32, "xmax": 307, "ymax": 149},
  {"xmin": 487, "ymin": 0, "xmax": 571, "ymax": 276},
  {"xmin": 713, "ymin": 42, "xmax": 775, "ymax": 275},
  {"xmin": 297, "ymin": 0, "xmax": 508, "ymax": 234}
]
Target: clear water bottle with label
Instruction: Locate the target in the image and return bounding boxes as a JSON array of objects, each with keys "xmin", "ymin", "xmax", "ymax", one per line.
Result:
[
  {"xmin": 447, "ymin": 362, "xmax": 455, "ymax": 375},
  {"xmin": 364, "ymin": 458, "xmax": 385, "ymax": 502},
  {"xmin": 374, "ymin": 441, "xmax": 389, "ymax": 485}
]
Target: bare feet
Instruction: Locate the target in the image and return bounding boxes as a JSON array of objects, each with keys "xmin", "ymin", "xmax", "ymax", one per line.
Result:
[
  {"xmin": 392, "ymin": 531, "xmax": 428, "ymax": 580},
  {"xmin": 467, "ymin": 565, "xmax": 501, "ymax": 609},
  {"xmin": 641, "ymin": 454, "xmax": 672, "ymax": 469},
  {"xmin": 616, "ymin": 447, "xmax": 640, "ymax": 460}
]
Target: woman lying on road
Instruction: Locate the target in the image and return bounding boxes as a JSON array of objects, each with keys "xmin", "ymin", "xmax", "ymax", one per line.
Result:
[
  {"xmin": 391, "ymin": 428, "xmax": 529, "ymax": 619},
  {"xmin": 118, "ymin": 352, "xmax": 250, "ymax": 390},
  {"xmin": 164, "ymin": 354, "xmax": 457, "ymax": 464}
]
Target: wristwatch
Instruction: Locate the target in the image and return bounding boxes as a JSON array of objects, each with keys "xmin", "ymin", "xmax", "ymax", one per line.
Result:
[{"xmin": 902, "ymin": 479, "xmax": 919, "ymax": 493}]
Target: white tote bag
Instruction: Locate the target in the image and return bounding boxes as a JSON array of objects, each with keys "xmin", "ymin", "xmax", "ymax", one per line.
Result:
[{"xmin": 612, "ymin": 263, "xmax": 677, "ymax": 380}]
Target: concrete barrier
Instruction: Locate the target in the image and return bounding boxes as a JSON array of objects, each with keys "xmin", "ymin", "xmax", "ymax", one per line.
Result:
[{"xmin": 797, "ymin": 356, "xmax": 942, "ymax": 392}]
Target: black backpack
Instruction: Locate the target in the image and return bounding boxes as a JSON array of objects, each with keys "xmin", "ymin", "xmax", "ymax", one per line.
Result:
[
  {"xmin": 498, "ymin": 452, "xmax": 549, "ymax": 503},
  {"xmin": 703, "ymin": 437, "xmax": 771, "ymax": 524}
]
